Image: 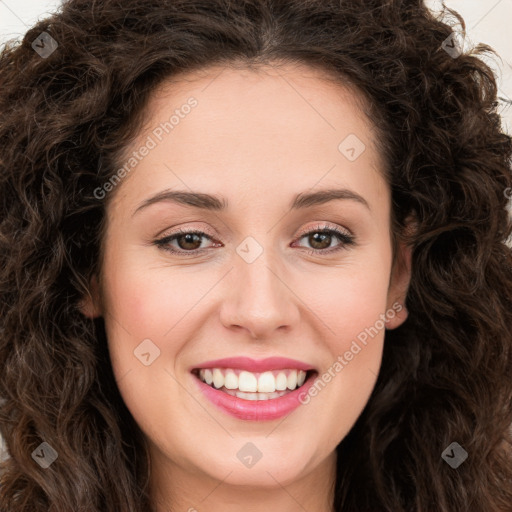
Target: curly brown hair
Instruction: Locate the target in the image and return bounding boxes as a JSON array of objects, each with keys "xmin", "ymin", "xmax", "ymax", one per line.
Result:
[{"xmin": 1, "ymin": 0, "xmax": 512, "ymax": 510}]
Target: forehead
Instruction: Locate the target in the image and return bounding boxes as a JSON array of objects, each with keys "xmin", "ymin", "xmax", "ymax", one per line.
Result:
[
  {"xmin": 108, "ymin": 62, "xmax": 387, "ymax": 215},
  {"xmin": 144, "ymin": 62, "xmax": 373, "ymax": 142}
]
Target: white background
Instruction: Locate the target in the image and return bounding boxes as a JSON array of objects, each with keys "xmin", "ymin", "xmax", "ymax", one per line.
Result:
[{"xmin": 1, "ymin": 0, "xmax": 512, "ymax": 461}]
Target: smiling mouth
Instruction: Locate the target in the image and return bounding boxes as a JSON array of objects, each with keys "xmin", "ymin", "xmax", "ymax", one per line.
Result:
[{"xmin": 191, "ymin": 368, "xmax": 317, "ymax": 401}]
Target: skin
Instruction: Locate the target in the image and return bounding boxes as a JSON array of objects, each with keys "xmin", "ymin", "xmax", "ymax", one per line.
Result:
[{"xmin": 81, "ymin": 62, "xmax": 412, "ymax": 512}]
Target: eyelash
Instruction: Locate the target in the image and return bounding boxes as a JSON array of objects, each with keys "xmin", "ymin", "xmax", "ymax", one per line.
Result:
[{"xmin": 154, "ymin": 223, "xmax": 355, "ymax": 256}]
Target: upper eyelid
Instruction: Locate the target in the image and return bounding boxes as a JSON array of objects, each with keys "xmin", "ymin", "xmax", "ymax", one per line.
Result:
[
  {"xmin": 159, "ymin": 222, "xmax": 351, "ymax": 240},
  {"xmin": 296, "ymin": 223, "xmax": 352, "ymax": 238}
]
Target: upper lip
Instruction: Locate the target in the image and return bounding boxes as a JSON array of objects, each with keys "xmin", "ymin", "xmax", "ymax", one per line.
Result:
[{"xmin": 190, "ymin": 356, "xmax": 316, "ymax": 373}]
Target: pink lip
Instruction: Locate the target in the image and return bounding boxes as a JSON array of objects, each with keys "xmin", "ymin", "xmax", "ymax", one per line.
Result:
[
  {"xmin": 190, "ymin": 356, "xmax": 315, "ymax": 373},
  {"xmin": 192, "ymin": 371, "xmax": 318, "ymax": 421}
]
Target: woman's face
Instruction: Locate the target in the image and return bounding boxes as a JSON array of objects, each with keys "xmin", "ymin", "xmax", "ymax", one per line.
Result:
[{"xmin": 82, "ymin": 63, "xmax": 411, "ymax": 499}]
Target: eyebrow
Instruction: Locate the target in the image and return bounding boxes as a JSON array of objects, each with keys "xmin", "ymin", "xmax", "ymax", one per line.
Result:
[{"xmin": 132, "ymin": 187, "xmax": 370, "ymax": 217}]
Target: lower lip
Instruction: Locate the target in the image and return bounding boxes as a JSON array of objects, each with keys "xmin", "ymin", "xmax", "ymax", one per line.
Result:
[{"xmin": 192, "ymin": 372, "xmax": 317, "ymax": 421}]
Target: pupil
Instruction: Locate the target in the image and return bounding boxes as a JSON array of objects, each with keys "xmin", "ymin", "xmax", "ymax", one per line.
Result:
[
  {"xmin": 180, "ymin": 233, "xmax": 200, "ymax": 250},
  {"xmin": 310, "ymin": 232, "xmax": 330, "ymax": 249}
]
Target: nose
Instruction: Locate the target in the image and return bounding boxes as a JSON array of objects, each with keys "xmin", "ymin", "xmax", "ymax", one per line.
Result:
[{"xmin": 219, "ymin": 250, "xmax": 300, "ymax": 340}]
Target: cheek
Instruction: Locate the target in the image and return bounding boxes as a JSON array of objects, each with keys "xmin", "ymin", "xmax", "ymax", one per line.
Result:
[
  {"xmin": 99, "ymin": 259, "xmax": 189, "ymax": 441},
  {"xmin": 295, "ymin": 248, "xmax": 391, "ymax": 440},
  {"xmin": 99, "ymin": 248, "xmax": 183, "ymax": 378},
  {"xmin": 102, "ymin": 237, "xmax": 191, "ymax": 330},
  {"xmin": 308, "ymin": 270, "xmax": 389, "ymax": 388},
  {"xmin": 304, "ymin": 252, "xmax": 392, "ymax": 352}
]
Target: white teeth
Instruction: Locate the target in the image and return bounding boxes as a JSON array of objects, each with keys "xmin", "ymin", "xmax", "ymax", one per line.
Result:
[
  {"xmin": 196, "ymin": 368, "xmax": 310, "ymax": 397},
  {"xmin": 212, "ymin": 368, "xmax": 224, "ymax": 389},
  {"xmin": 224, "ymin": 371, "xmax": 238, "ymax": 390},
  {"xmin": 238, "ymin": 371, "xmax": 258, "ymax": 392},
  {"xmin": 257, "ymin": 371, "xmax": 276, "ymax": 393},
  {"xmin": 239, "ymin": 391, "xmax": 258, "ymax": 401},
  {"xmin": 204, "ymin": 369, "xmax": 213, "ymax": 385},
  {"xmin": 275, "ymin": 372, "xmax": 288, "ymax": 391},
  {"xmin": 222, "ymin": 388, "xmax": 290, "ymax": 400},
  {"xmin": 287, "ymin": 371, "xmax": 297, "ymax": 390}
]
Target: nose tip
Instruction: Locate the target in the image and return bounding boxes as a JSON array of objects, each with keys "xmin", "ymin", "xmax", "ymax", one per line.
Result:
[{"xmin": 219, "ymin": 260, "xmax": 300, "ymax": 339}]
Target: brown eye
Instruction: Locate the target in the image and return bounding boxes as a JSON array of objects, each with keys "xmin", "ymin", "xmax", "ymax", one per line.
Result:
[
  {"xmin": 154, "ymin": 225, "xmax": 355, "ymax": 256},
  {"xmin": 294, "ymin": 225, "xmax": 355, "ymax": 254},
  {"xmin": 154, "ymin": 229, "xmax": 217, "ymax": 255},
  {"xmin": 306, "ymin": 232, "xmax": 334, "ymax": 250},
  {"xmin": 175, "ymin": 232, "xmax": 204, "ymax": 251}
]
